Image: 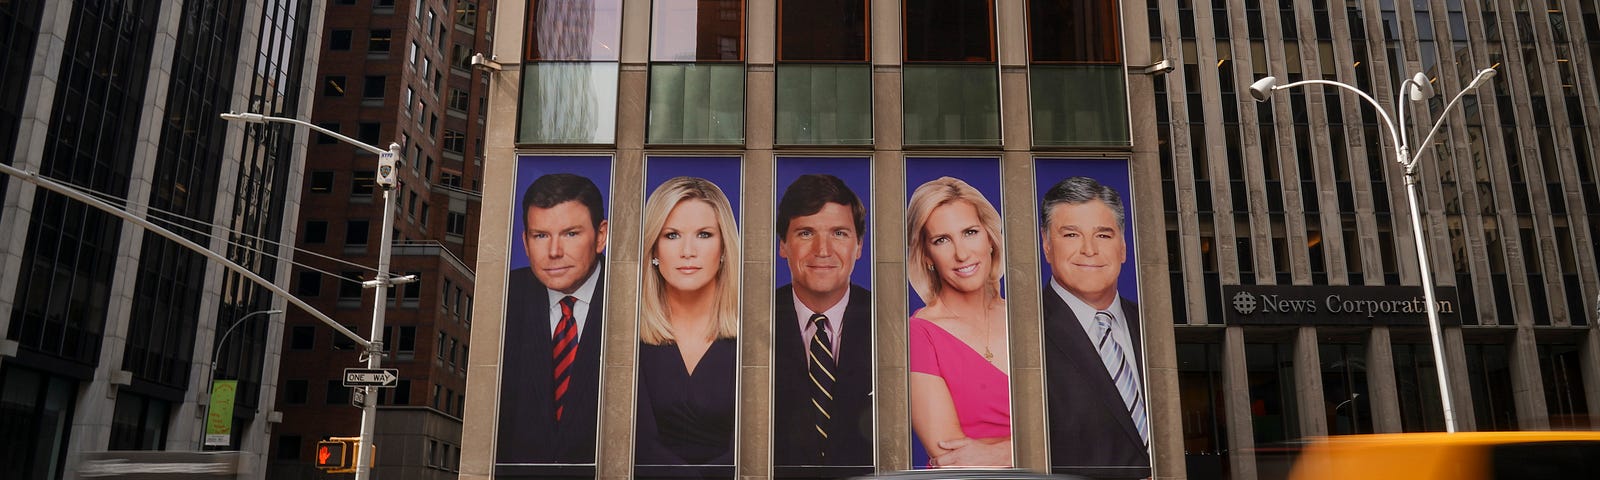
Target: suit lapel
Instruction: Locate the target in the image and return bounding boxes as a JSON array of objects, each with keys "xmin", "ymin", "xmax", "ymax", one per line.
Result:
[{"xmin": 1043, "ymin": 289, "xmax": 1144, "ymax": 445}]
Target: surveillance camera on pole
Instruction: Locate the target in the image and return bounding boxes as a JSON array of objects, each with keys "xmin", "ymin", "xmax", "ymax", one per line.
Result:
[{"xmin": 376, "ymin": 143, "xmax": 401, "ymax": 191}]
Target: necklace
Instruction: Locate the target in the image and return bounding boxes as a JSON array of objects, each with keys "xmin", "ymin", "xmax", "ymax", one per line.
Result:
[{"xmin": 981, "ymin": 310, "xmax": 995, "ymax": 362}]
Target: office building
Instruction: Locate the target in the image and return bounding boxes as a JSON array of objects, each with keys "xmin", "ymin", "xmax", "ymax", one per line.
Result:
[
  {"xmin": 264, "ymin": 0, "xmax": 490, "ymax": 478},
  {"xmin": 0, "ymin": 1, "xmax": 325, "ymax": 479},
  {"xmin": 440, "ymin": 1, "xmax": 1600, "ymax": 480}
]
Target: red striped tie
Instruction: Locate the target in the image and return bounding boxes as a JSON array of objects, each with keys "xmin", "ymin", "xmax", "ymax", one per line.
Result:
[{"xmin": 552, "ymin": 296, "xmax": 578, "ymax": 421}]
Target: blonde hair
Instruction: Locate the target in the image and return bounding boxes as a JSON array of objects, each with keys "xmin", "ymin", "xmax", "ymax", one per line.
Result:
[
  {"xmin": 639, "ymin": 176, "xmax": 742, "ymax": 345},
  {"xmin": 906, "ymin": 176, "xmax": 1005, "ymax": 305}
]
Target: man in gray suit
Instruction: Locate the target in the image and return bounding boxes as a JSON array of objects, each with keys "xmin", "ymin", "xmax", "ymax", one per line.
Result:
[{"xmin": 1039, "ymin": 176, "xmax": 1150, "ymax": 479}]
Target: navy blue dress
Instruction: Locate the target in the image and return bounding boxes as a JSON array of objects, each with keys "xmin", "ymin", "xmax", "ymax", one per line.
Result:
[{"xmin": 635, "ymin": 337, "xmax": 737, "ymax": 479}]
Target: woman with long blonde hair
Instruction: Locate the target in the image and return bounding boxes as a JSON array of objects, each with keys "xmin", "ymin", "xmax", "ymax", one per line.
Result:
[
  {"xmin": 634, "ymin": 176, "xmax": 742, "ymax": 474},
  {"xmin": 905, "ymin": 176, "xmax": 1012, "ymax": 468}
]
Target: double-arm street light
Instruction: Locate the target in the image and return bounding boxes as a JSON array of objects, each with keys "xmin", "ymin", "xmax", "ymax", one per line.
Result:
[
  {"xmin": 221, "ymin": 111, "xmax": 410, "ymax": 480},
  {"xmin": 1249, "ymin": 67, "xmax": 1497, "ymax": 433},
  {"xmin": 201, "ymin": 309, "xmax": 284, "ymax": 449}
]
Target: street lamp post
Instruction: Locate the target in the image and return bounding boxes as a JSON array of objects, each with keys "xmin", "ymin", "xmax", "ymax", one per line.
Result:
[
  {"xmin": 221, "ymin": 111, "xmax": 410, "ymax": 480},
  {"xmin": 1249, "ymin": 67, "xmax": 1497, "ymax": 433},
  {"xmin": 201, "ymin": 309, "xmax": 284, "ymax": 450}
]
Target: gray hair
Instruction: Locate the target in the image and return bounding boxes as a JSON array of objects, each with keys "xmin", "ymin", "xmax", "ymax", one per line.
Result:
[{"xmin": 1039, "ymin": 176, "xmax": 1125, "ymax": 232}]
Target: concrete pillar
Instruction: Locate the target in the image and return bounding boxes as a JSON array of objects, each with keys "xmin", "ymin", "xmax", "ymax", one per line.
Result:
[
  {"xmin": 1365, "ymin": 327, "xmax": 1402, "ymax": 432},
  {"xmin": 1443, "ymin": 328, "xmax": 1476, "ymax": 431},
  {"xmin": 871, "ymin": 0, "xmax": 907, "ymax": 470},
  {"xmin": 1509, "ymin": 325, "xmax": 1550, "ymax": 430},
  {"xmin": 1221, "ymin": 326, "xmax": 1256, "ymax": 480},
  {"xmin": 1582, "ymin": 329, "xmax": 1600, "ymax": 421},
  {"xmin": 738, "ymin": 3, "xmax": 775, "ymax": 476},
  {"xmin": 1294, "ymin": 326, "xmax": 1327, "ymax": 437}
]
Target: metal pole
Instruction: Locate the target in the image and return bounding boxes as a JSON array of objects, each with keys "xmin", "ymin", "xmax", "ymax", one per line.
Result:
[
  {"xmin": 355, "ymin": 142, "xmax": 402, "ymax": 480},
  {"xmin": 1404, "ymin": 171, "xmax": 1458, "ymax": 433},
  {"xmin": 199, "ymin": 309, "xmax": 283, "ymax": 450}
]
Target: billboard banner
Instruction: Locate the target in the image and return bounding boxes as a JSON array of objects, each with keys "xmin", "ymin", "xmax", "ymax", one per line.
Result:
[
  {"xmin": 495, "ymin": 155, "xmax": 614, "ymax": 478},
  {"xmin": 634, "ymin": 156, "xmax": 744, "ymax": 479},
  {"xmin": 904, "ymin": 157, "xmax": 1013, "ymax": 469},
  {"xmin": 772, "ymin": 157, "xmax": 875, "ymax": 478},
  {"xmin": 204, "ymin": 380, "xmax": 237, "ymax": 447},
  {"xmin": 1035, "ymin": 158, "xmax": 1152, "ymax": 478}
]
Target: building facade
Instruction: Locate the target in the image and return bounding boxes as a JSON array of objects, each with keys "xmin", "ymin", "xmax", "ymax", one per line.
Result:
[
  {"xmin": 456, "ymin": 1, "xmax": 1600, "ymax": 480},
  {"xmin": 264, "ymin": 0, "xmax": 490, "ymax": 479},
  {"xmin": 0, "ymin": 0, "xmax": 324, "ymax": 479}
]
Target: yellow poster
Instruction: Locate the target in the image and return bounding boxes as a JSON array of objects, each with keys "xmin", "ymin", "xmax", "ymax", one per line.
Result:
[{"xmin": 206, "ymin": 380, "xmax": 237, "ymax": 447}]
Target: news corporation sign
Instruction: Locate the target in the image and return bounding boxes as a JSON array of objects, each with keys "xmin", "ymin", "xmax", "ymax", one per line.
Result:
[{"xmin": 1222, "ymin": 284, "xmax": 1461, "ymax": 326}]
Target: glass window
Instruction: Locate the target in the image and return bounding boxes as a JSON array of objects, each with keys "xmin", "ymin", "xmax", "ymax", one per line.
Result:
[
  {"xmin": 775, "ymin": 65, "xmax": 871, "ymax": 144},
  {"xmin": 357, "ymin": 122, "xmax": 381, "ymax": 144},
  {"xmin": 1028, "ymin": 0, "xmax": 1120, "ymax": 63},
  {"xmin": 284, "ymin": 380, "xmax": 309, "ymax": 404},
  {"xmin": 903, "ymin": 0, "xmax": 994, "ymax": 62},
  {"xmin": 647, "ymin": 63, "xmax": 744, "ymax": 144},
  {"xmin": 277, "ymin": 435, "xmax": 302, "ymax": 460},
  {"xmin": 315, "ymin": 122, "xmax": 339, "ymax": 144},
  {"xmin": 525, "ymin": 0, "xmax": 622, "ymax": 61},
  {"xmin": 338, "ymin": 272, "xmax": 364, "ymax": 300},
  {"xmin": 1030, "ymin": 65, "xmax": 1130, "ymax": 146},
  {"xmin": 651, "ymin": 0, "xmax": 744, "ymax": 61},
  {"xmin": 778, "ymin": 0, "xmax": 867, "ymax": 61},
  {"xmin": 290, "ymin": 326, "xmax": 315, "ymax": 350},
  {"xmin": 1320, "ymin": 343, "xmax": 1372, "ymax": 435},
  {"xmin": 1466, "ymin": 343, "xmax": 1518, "ymax": 431},
  {"xmin": 326, "ymin": 380, "xmax": 350, "ymax": 404},
  {"xmin": 323, "ymin": 75, "xmax": 346, "ymax": 96},
  {"xmin": 352, "ymin": 170, "xmax": 376, "ymax": 196},
  {"xmin": 329, "ymin": 29, "xmax": 352, "ymax": 50},
  {"xmin": 369, "ymin": 29, "xmax": 391, "ymax": 52},
  {"xmin": 1539, "ymin": 344, "xmax": 1591, "ymax": 429},
  {"xmin": 902, "ymin": 65, "xmax": 999, "ymax": 145},
  {"xmin": 363, "ymin": 75, "xmax": 386, "ymax": 98},
  {"xmin": 1246, "ymin": 342, "xmax": 1301, "ymax": 445},
  {"xmin": 519, "ymin": 63, "xmax": 621, "ymax": 144},
  {"xmin": 1393, "ymin": 343, "xmax": 1446, "ymax": 432},
  {"xmin": 346, "ymin": 219, "xmax": 370, "ymax": 245},
  {"xmin": 295, "ymin": 270, "xmax": 321, "ymax": 296},
  {"xmin": 309, "ymin": 171, "xmax": 335, "ymax": 193},
  {"xmin": 449, "ymin": 88, "xmax": 470, "ymax": 111}
]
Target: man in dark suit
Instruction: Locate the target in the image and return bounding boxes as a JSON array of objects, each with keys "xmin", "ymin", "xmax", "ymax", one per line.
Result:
[
  {"xmin": 1039, "ymin": 176, "xmax": 1151, "ymax": 479},
  {"xmin": 773, "ymin": 174, "xmax": 874, "ymax": 477},
  {"xmin": 496, "ymin": 173, "xmax": 608, "ymax": 473}
]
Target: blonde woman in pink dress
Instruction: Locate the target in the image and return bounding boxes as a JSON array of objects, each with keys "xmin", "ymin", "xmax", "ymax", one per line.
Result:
[{"xmin": 906, "ymin": 176, "xmax": 1012, "ymax": 468}]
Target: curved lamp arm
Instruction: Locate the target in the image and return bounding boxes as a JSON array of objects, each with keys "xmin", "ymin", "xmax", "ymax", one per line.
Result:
[
  {"xmin": 1254, "ymin": 78, "xmax": 1403, "ymax": 162},
  {"xmin": 221, "ymin": 112, "xmax": 388, "ymax": 155},
  {"xmin": 1407, "ymin": 68, "xmax": 1498, "ymax": 173}
]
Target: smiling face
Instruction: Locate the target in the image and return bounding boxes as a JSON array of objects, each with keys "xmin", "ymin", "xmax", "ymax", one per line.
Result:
[
  {"xmin": 921, "ymin": 201, "xmax": 993, "ymax": 296},
  {"xmin": 523, "ymin": 200, "xmax": 608, "ymax": 294},
  {"xmin": 654, "ymin": 199, "xmax": 723, "ymax": 296},
  {"xmin": 1041, "ymin": 199, "xmax": 1126, "ymax": 309},
  {"xmin": 779, "ymin": 202, "xmax": 863, "ymax": 311}
]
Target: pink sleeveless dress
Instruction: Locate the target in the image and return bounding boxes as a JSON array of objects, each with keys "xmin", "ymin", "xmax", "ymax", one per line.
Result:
[{"xmin": 908, "ymin": 317, "xmax": 1012, "ymax": 440}]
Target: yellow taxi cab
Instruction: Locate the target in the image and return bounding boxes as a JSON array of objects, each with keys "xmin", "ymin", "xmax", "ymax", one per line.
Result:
[{"xmin": 1288, "ymin": 431, "xmax": 1600, "ymax": 480}]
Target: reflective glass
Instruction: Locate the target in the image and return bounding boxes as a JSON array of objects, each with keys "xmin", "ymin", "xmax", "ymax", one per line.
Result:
[
  {"xmin": 902, "ymin": 65, "xmax": 999, "ymax": 145},
  {"xmin": 518, "ymin": 63, "xmax": 619, "ymax": 143},
  {"xmin": 775, "ymin": 64, "xmax": 871, "ymax": 144}
]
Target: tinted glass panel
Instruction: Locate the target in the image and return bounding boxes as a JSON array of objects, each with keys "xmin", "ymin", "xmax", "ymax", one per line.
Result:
[
  {"xmin": 904, "ymin": 0, "xmax": 994, "ymax": 62},
  {"xmin": 517, "ymin": 62, "xmax": 619, "ymax": 143},
  {"xmin": 525, "ymin": 0, "xmax": 623, "ymax": 61},
  {"xmin": 903, "ymin": 65, "xmax": 999, "ymax": 145},
  {"xmin": 775, "ymin": 64, "xmax": 871, "ymax": 144},
  {"xmin": 779, "ymin": 0, "xmax": 867, "ymax": 61},
  {"xmin": 1030, "ymin": 0, "xmax": 1121, "ymax": 62},
  {"xmin": 1030, "ymin": 65, "xmax": 1130, "ymax": 146},
  {"xmin": 647, "ymin": 63, "xmax": 745, "ymax": 143},
  {"xmin": 1490, "ymin": 441, "xmax": 1600, "ymax": 479},
  {"xmin": 651, "ymin": 0, "xmax": 744, "ymax": 61}
]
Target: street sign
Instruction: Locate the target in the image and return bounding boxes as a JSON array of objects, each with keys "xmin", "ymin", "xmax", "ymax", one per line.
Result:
[
  {"xmin": 343, "ymin": 368, "xmax": 399, "ymax": 387},
  {"xmin": 351, "ymin": 386, "xmax": 370, "ymax": 408}
]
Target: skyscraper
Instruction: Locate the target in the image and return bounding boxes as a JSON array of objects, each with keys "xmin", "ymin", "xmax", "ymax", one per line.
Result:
[{"xmin": 0, "ymin": 1, "xmax": 323, "ymax": 479}]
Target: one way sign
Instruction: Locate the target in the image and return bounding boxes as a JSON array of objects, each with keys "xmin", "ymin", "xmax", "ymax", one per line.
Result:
[{"xmin": 343, "ymin": 368, "xmax": 399, "ymax": 387}]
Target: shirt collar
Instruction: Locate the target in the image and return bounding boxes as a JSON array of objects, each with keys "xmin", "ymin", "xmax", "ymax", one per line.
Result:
[
  {"xmin": 546, "ymin": 263, "xmax": 601, "ymax": 308},
  {"xmin": 1050, "ymin": 278, "xmax": 1125, "ymax": 331}
]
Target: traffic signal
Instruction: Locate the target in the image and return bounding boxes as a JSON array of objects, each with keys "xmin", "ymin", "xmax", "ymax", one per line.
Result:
[{"xmin": 315, "ymin": 437, "xmax": 360, "ymax": 472}]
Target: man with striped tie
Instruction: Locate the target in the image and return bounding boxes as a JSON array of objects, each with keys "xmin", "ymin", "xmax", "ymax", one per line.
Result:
[
  {"xmin": 773, "ymin": 174, "xmax": 874, "ymax": 478},
  {"xmin": 497, "ymin": 173, "xmax": 608, "ymax": 474},
  {"xmin": 1039, "ymin": 176, "xmax": 1152, "ymax": 479}
]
